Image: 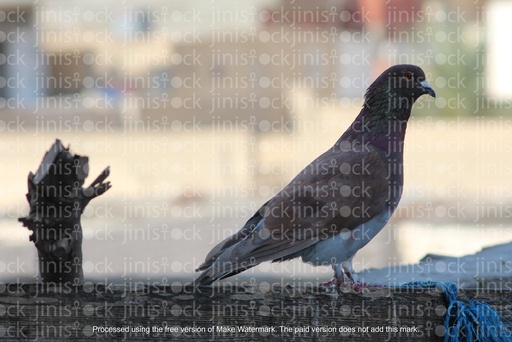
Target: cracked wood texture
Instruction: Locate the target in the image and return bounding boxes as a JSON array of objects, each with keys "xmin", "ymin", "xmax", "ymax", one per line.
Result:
[
  {"xmin": 0, "ymin": 284, "xmax": 509, "ymax": 341},
  {"xmin": 18, "ymin": 139, "xmax": 111, "ymax": 284}
]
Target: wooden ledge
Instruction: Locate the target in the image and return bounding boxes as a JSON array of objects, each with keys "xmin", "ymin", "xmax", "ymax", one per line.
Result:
[{"xmin": 0, "ymin": 283, "xmax": 509, "ymax": 341}]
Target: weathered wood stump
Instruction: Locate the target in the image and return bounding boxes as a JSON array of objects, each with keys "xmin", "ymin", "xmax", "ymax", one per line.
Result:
[
  {"xmin": 0, "ymin": 284, "xmax": 509, "ymax": 341},
  {"xmin": 18, "ymin": 139, "xmax": 111, "ymax": 284}
]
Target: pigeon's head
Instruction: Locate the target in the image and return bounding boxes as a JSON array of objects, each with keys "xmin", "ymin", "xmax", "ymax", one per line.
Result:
[{"xmin": 365, "ymin": 64, "xmax": 435, "ymax": 114}]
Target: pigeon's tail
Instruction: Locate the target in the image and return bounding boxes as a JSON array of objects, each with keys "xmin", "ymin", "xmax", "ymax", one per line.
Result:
[
  {"xmin": 194, "ymin": 208, "xmax": 268, "ymax": 285},
  {"xmin": 194, "ymin": 237, "xmax": 262, "ymax": 285},
  {"xmin": 194, "ymin": 221, "xmax": 288, "ymax": 285},
  {"xmin": 194, "ymin": 232, "xmax": 317, "ymax": 286},
  {"xmin": 194, "ymin": 201, "xmax": 319, "ymax": 286},
  {"xmin": 194, "ymin": 260, "xmax": 256, "ymax": 285}
]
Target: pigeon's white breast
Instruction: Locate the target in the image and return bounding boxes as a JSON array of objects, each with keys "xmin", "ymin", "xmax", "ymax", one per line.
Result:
[{"xmin": 301, "ymin": 208, "xmax": 392, "ymax": 266}]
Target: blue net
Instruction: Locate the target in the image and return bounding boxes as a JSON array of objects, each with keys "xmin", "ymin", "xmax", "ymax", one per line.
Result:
[{"xmin": 401, "ymin": 281, "xmax": 512, "ymax": 342}]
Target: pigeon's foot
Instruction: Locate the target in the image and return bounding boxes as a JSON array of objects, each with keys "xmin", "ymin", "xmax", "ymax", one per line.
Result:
[
  {"xmin": 321, "ymin": 274, "xmax": 361, "ymax": 289},
  {"xmin": 321, "ymin": 278, "xmax": 344, "ymax": 288},
  {"xmin": 325, "ymin": 262, "xmax": 385, "ymax": 291},
  {"xmin": 348, "ymin": 280, "xmax": 369, "ymax": 292},
  {"xmin": 347, "ymin": 280, "xmax": 385, "ymax": 292}
]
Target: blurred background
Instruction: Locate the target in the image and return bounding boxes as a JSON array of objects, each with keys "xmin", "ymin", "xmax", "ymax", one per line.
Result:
[{"xmin": 0, "ymin": 0, "xmax": 510, "ymax": 284}]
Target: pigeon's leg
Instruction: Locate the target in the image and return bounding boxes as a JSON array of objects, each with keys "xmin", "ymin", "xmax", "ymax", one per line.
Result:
[
  {"xmin": 321, "ymin": 263, "xmax": 345, "ymax": 287},
  {"xmin": 322, "ymin": 260, "xmax": 361, "ymax": 288},
  {"xmin": 322, "ymin": 258, "xmax": 366, "ymax": 292},
  {"xmin": 341, "ymin": 258, "xmax": 369, "ymax": 291},
  {"xmin": 324, "ymin": 258, "xmax": 367, "ymax": 292},
  {"xmin": 341, "ymin": 257, "xmax": 359, "ymax": 283},
  {"xmin": 322, "ymin": 258, "xmax": 378, "ymax": 290},
  {"xmin": 342, "ymin": 258, "xmax": 383, "ymax": 291}
]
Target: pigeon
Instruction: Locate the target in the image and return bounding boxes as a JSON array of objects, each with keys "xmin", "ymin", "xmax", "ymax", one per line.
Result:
[{"xmin": 195, "ymin": 64, "xmax": 435, "ymax": 286}]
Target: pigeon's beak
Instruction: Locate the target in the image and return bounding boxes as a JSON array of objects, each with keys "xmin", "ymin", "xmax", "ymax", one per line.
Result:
[{"xmin": 420, "ymin": 80, "xmax": 436, "ymax": 98}]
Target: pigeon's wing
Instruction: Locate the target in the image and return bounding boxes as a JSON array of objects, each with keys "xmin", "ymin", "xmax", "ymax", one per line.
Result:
[
  {"xmin": 195, "ymin": 146, "xmax": 392, "ymax": 284},
  {"xmin": 243, "ymin": 146, "xmax": 391, "ymax": 261}
]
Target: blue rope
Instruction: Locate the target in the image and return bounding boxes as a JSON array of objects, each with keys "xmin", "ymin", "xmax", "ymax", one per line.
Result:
[{"xmin": 401, "ymin": 281, "xmax": 512, "ymax": 342}]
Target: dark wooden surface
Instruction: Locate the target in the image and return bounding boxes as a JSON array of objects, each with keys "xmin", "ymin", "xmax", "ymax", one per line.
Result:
[{"xmin": 0, "ymin": 283, "xmax": 509, "ymax": 341}]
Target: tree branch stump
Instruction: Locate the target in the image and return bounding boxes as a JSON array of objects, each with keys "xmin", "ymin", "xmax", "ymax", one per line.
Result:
[{"xmin": 18, "ymin": 139, "xmax": 111, "ymax": 284}]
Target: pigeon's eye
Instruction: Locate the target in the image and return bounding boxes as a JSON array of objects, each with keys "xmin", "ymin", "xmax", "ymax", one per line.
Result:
[{"xmin": 404, "ymin": 72, "xmax": 413, "ymax": 80}]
